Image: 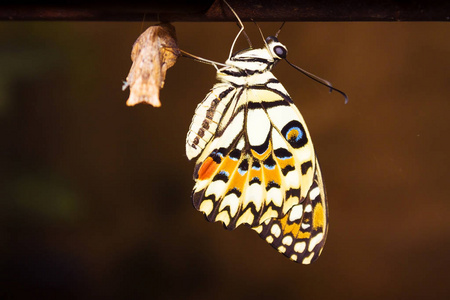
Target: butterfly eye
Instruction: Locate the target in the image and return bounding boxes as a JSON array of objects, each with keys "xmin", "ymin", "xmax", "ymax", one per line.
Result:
[{"xmin": 274, "ymin": 45, "xmax": 287, "ymax": 59}]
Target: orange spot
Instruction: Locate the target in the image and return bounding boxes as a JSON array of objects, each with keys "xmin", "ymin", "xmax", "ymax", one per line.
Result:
[
  {"xmin": 288, "ymin": 129, "xmax": 299, "ymax": 141},
  {"xmin": 220, "ymin": 156, "xmax": 240, "ymax": 175},
  {"xmin": 262, "ymin": 164, "xmax": 281, "ymax": 185},
  {"xmin": 278, "ymin": 213, "xmax": 310, "ymax": 238},
  {"xmin": 313, "ymin": 203, "xmax": 324, "ymax": 229},
  {"xmin": 227, "ymin": 173, "xmax": 246, "ymax": 196},
  {"xmin": 250, "ymin": 141, "xmax": 272, "ymax": 160},
  {"xmin": 295, "ymin": 229, "xmax": 311, "ymax": 239},
  {"xmin": 276, "ymin": 156, "xmax": 296, "ymax": 170},
  {"xmin": 249, "ymin": 161, "xmax": 262, "ymax": 182},
  {"xmin": 198, "ymin": 157, "xmax": 219, "ymax": 180},
  {"xmin": 226, "ymin": 159, "xmax": 248, "ymax": 196}
]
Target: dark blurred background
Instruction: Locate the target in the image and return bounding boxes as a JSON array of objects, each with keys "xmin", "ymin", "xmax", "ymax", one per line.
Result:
[{"xmin": 0, "ymin": 21, "xmax": 449, "ymax": 299}]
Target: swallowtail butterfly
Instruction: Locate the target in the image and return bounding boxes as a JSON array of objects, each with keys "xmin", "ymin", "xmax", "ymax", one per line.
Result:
[{"xmin": 184, "ymin": 2, "xmax": 346, "ymax": 264}]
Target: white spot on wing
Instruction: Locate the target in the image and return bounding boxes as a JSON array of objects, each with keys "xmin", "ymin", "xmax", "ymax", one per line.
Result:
[
  {"xmin": 288, "ymin": 204, "xmax": 303, "ymax": 222},
  {"xmin": 215, "ymin": 211, "xmax": 230, "ymax": 225},
  {"xmin": 309, "ymin": 186, "xmax": 320, "ymax": 200},
  {"xmin": 301, "ymin": 223, "xmax": 310, "ymax": 230},
  {"xmin": 220, "ymin": 193, "xmax": 240, "ymax": 217},
  {"xmin": 278, "ymin": 245, "xmax": 286, "ymax": 253},
  {"xmin": 253, "ymin": 224, "xmax": 263, "ymax": 234},
  {"xmin": 244, "ymin": 183, "xmax": 263, "ymax": 210},
  {"xmin": 270, "ymin": 224, "xmax": 281, "ymax": 238},
  {"xmin": 247, "ymin": 108, "xmax": 270, "ymax": 147},
  {"xmin": 290, "ymin": 254, "xmax": 298, "ymax": 261},
  {"xmin": 285, "ymin": 170, "xmax": 300, "ymax": 189},
  {"xmin": 194, "ymin": 179, "xmax": 209, "ymax": 191},
  {"xmin": 199, "ymin": 200, "xmax": 214, "ymax": 215},
  {"xmin": 266, "ymin": 188, "xmax": 283, "ymax": 207},
  {"xmin": 308, "ymin": 233, "xmax": 324, "ymax": 252},
  {"xmin": 295, "ymin": 146, "xmax": 312, "ymax": 162},
  {"xmin": 261, "ymin": 207, "xmax": 278, "ymax": 222},
  {"xmin": 236, "ymin": 208, "xmax": 255, "ymax": 227},
  {"xmin": 305, "ymin": 204, "xmax": 313, "ymax": 213},
  {"xmin": 205, "ymin": 180, "xmax": 227, "ymax": 198},
  {"xmin": 294, "ymin": 242, "xmax": 306, "ymax": 253},
  {"xmin": 282, "ymin": 236, "xmax": 293, "ymax": 246},
  {"xmin": 236, "ymin": 136, "xmax": 245, "ymax": 150},
  {"xmin": 302, "ymin": 252, "xmax": 315, "ymax": 264},
  {"xmin": 266, "ymin": 235, "xmax": 274, "ymax": 243}
]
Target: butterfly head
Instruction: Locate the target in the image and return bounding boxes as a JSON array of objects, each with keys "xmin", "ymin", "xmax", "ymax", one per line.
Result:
[
  {"xmin": 265, "ymin": 36, "xmax": 288, "ymax": 60},
  {"xmin": 225, "ymin": 36, "xmax": 288, "ymax": 74}
]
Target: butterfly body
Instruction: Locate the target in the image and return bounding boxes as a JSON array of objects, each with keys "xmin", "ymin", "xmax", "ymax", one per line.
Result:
[{"xmin": 186, "ymin": 37, "xmax": 328, "ymax": 264}]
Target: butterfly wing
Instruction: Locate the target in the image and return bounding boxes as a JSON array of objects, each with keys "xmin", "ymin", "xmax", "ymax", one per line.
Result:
[
  {"xmin": 190, "ymin": 77, "xmax": 318, "ymax": 236},
  {"xmin": 252, "ymin": 158, "xmax": 328, "ymax": 264}
]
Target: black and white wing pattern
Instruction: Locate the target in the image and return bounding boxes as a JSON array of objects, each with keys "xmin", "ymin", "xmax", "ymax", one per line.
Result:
[
  {"xmin": 253, "ymin": 159, "xmax": 328, "ymax": 264},
  {"xmin": 185, "ymin": 37, "xmax": 328, "ymax": 264}
]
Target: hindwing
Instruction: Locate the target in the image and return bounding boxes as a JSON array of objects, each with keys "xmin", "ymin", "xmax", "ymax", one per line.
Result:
[{"xmin": 252, "ymin": 159, "xmax": 328, "ymax": 264}]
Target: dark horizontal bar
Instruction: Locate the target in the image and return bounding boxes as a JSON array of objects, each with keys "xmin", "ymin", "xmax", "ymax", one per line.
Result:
[{"xmin": 1, "ymin": 0, "xmax": 449, "ymax": 21}]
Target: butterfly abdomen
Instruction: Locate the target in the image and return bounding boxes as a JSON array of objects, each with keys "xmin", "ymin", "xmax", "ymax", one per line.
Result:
[{"xmin": 186, "ymin": 84, "xmax": 236, "ymax": 160}]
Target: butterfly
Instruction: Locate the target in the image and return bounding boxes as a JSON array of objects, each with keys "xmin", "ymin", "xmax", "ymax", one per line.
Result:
[{"xmin": 183, "ymin": 2, "xmax": 346, "ymax": 264}]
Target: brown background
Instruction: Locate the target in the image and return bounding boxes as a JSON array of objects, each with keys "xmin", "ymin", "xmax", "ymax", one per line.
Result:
[{"xmin": 0, "ymin": 21, "xmax": 449, "ymax": 299}]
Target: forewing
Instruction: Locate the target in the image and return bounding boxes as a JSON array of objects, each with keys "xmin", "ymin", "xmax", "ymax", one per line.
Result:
[{"xmin": 252, "ymin": 159, "xmax": 328, "ymax": 264}]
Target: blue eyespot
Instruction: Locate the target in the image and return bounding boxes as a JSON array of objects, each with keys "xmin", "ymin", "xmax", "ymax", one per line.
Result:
[{"xmin": 281, "ymin": 120, "xmax": 308, "ymax": 149}]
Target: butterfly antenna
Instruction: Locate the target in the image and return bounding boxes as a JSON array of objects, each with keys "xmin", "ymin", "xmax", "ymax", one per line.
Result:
[
  {"xmin": 253, "ymin": 20, "xmax": 269, "ymax": 49},
  {"xmin": 285, "ymin": 59, "xmax": 348, "ymax": 104},
  {"xmin": 237, "ymin": 22, "xmax": 252, "ymax": 48},
  {"xmin": 275, "ymin": 22, "xmax": 286, "ymax": 38},
  {"xmin": 223, "ymin": 0, "xmax": 247, "ymax": 59}
]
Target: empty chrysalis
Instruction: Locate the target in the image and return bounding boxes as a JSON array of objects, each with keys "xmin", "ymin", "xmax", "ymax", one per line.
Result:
[{"xmin": 123, "ymin": 23, "xmax": 180, "ymax": 107}]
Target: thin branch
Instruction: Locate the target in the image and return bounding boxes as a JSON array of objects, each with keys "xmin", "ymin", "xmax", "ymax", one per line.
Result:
[{"xmin": 0, "ymin": 0, "xmax": 449, "ymax": 21}]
